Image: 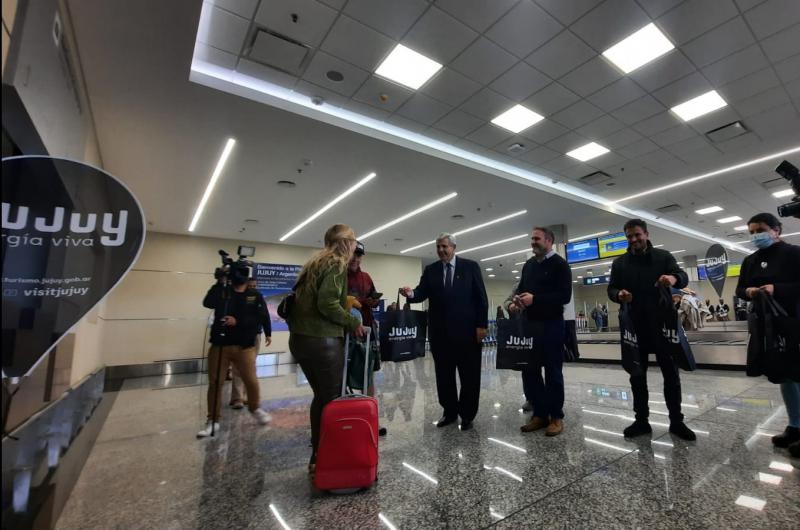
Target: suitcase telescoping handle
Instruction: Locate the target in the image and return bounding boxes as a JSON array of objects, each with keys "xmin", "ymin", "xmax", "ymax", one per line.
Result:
[{"xmin": 340, "ymin": 327, "xmax": 372, "ymax": 397}]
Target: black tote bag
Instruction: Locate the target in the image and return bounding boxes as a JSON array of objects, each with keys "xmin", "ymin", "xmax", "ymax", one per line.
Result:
[
  {"xmin": 657, "ymin": 286, "xmax": 697, "ymax": 371},
  {"xmin": 379, "ymin": 295, "xmax": 427, "ymax": 362},
  {"xmin": 618, "ymin": 303, "xmax": 644, "ymax": 377},
  {"xmin": 496, "ymin": 317, "xmax": 544, "ymax": 370},
  {"xmin": 563, "ymin": 319, "xmax": 580, "ymax": 362},
  {"xmin": 747, "ymin": 292, "xmax": 800, "ymax": 383}
]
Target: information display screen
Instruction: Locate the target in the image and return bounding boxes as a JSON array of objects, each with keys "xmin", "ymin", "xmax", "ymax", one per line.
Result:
[
  {"xmin": 566, "ymin": 238, "xmax": 599, "ymax": 263},
  {"xmin": 583, "ymin": 275, "xmax": 611, "ymax": 286},
  {"xmin": 598, "ymin": 232, "xmax": 628, "ymax": 258}
]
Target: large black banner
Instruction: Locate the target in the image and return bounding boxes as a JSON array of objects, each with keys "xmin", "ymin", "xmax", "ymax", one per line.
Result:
[
  {"xmin": 704, "ymin": 244, "xmax": 728, "ymax": 298},
  {"xmin": 2, "ymin": 157, "xmax": 145, "ymax": 378}
]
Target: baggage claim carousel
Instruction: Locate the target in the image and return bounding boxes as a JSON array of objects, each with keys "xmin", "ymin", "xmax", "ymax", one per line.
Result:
[{"xmin": 576, "ymin": 321, "xmax": 748, "ymax": 368}]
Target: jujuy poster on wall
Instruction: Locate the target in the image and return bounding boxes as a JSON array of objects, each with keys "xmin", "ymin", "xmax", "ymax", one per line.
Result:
[
  {"xmin": 2, "ymin": 157, "xmax": 145, "ymax": 379},
  {"xmin": 704, "ymin": 244, "xmax": 729, "ymax": 298}
]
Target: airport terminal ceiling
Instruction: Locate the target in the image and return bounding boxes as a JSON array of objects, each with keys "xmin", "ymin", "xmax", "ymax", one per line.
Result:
[{"xmin": 65, "ymin": 0, "xmax": 800, "ymax": 281}]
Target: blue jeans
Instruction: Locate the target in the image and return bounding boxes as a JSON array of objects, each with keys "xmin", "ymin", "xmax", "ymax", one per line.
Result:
[
  {"xmin": 782, "ymin": 381, "xmax": 800, "ymax": 428},
  {"xmin": 522, "ymin": 319, "xmax": 565, "ymax": 419}
]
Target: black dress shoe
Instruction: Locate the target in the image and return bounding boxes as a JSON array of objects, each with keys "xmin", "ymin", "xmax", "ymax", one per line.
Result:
[
  {"xmin": 460, "ymin": 421, "xmax": 473, "ymax": 431},
  {"xmin": 378, "ymin": 427, "xmax": 387, "ymax": 436},
  {"xmin": 436, "ymin": 416, "xmax": 457, "ymax": 428}
]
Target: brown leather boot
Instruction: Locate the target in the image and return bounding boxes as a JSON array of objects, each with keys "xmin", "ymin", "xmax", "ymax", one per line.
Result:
[
  {"xmin": 521, "ymin": 416, "xmax": 549, "ymax": 433},
  {"xmin": 545, "ymin": 418, "xmax": 563, "ymax": 437}
]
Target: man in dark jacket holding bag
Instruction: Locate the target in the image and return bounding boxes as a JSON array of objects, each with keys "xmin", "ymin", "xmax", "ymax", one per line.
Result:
[{"xmin": 607, "ymin": 219, "xmax": 695, "ymax": 441}]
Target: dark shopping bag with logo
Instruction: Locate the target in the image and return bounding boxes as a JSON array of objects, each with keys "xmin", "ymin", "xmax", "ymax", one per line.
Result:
[
  {"xmin": 747, "ymin": 292, "xmax": 800, "ymax": 383},
  {"xmin": 618, "ymin": 303, "xmax": 644, "ymax": 377},
  {"xmin": 657, "ymin": 286, "xmax": 697, "ymax": 371},
  {"xmin": 496, "ymin": 318, "xmax": 543, "ymax": 370},
  {"xmin": 379, "ymin": 296, "xmax": 427, "ymax": 362}
]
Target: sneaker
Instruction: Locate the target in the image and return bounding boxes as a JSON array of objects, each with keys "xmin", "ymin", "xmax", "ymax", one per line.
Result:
[
  {"xmin": 789, "ymin": 440, "xmax": 800, "ymax": 458},
  {"xmin": 623, "ymin": 420, "xmax": 652, "ymax": 438},
  {"xmin": 669, "ymin": 421, "xmax": 696, "ymax": 441},
  {"xmin": 521, "ymin": 416, "xmax": 549, "ymax": 433},
  {"xmin": 545, "ymin": 418, "xmax": 564, "ymax": 437},
  {"xmin": 197, "ymin": 421, "xmax": 220, "ymax": 438},
  {"xmin": 522, "ymin": 401, "xmax": 533, "ymax": 412},
  {"xmin": 772, "ymin": 426, "xmax": 800, "ymax": 448},
  {"xmin": 230, "ymin": 400, "xmax": 244, "ymax": 410},
  {"xmin": 252, "ymin": 408, "xmax": 272, "ymax": 425}
]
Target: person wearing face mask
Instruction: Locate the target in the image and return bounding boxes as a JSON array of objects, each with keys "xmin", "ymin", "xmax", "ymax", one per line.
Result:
[{"xmin": 736, "ymin": 213, "xmax": 800, "ymax": 458}]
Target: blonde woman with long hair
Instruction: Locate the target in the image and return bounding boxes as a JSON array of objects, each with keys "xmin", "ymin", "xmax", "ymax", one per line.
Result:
[{"xmin": 288, "ymin": 224, "xmax": 367, "ymax": 473}]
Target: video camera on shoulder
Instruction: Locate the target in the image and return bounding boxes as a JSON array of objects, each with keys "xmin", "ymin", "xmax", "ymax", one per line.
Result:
[
  {"xmin": 775, "ymin": 160, "xmax": 800, "ymax": 219},
  {"xmin": 214, "ymin": 246, "xmax": 254, "ymax": 285}
]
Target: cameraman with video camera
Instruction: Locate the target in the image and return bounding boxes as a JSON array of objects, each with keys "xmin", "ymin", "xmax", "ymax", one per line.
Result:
[{"xmin": 197, "ymin": 252, "xmax": 272, "ymax": 438}]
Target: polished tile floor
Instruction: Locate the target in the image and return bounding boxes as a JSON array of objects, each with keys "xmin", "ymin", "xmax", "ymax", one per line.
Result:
[{"xmin": 56, "ymin": 351, "xmax": 799, "ymax": 529}]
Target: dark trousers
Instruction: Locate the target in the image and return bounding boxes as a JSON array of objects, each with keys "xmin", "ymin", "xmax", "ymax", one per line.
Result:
[
  {"xmin": 630, "ymin": 337, "xmax": 684, "ymax": 423},
  {"xmin": 523, "ymin": 319, "xmax": 565, "ymax": 419},
  {"xmin": 431, "ymin": 339, "xmax": 482, "ymax": 422}
]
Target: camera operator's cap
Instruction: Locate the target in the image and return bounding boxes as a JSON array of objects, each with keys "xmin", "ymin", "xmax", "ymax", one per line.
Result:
[{"xmin": 355, "ymin": 241, "xmax": 365, "ymax": 255}]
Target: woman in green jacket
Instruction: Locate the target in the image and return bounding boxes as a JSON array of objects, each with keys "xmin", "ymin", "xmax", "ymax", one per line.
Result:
[{"xmin": 288, "ymin": 223, "xmax": 367, "ymax": 473}]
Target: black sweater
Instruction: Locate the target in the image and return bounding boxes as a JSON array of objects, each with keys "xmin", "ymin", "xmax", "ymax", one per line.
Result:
[
  {"xmin": 203, "ymin": 284, "xmax": 271, "ymax": 347},
  {"xmin": 514, "ymin": 253, "xmax": 572, "ymax": 321},
  {"xmin": 735, "ymin": 241, "xmax": 800, "ymax": 317}
]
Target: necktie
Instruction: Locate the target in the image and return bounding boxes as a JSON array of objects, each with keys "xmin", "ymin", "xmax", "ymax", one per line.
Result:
[{"xmin": 445, "ymin": 262, "xmax": 453, "ymax": 289}]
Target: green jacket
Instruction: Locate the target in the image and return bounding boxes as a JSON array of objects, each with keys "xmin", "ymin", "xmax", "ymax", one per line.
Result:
[{"xmin": 288, "ymin": 265, "xmax": 360, "ymax": 337}]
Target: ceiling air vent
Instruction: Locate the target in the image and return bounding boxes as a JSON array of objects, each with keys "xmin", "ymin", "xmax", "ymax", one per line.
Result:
[
  {"xmin": 507, "ymin": 142, "xmax": 526, "ymax": 154},
  {"xmin": 580, "ymin": 171, "xmax": 613, "ymax": 186},
  {"xmin": 656, "ymin": 203, "xmax": 682, "ymax": 213},
  {"xmin": 706, "ymin": 121, "xmax": 748, "ymax": 143},
  {"xmin": 246, "ymin": 28, "xmax": 310, "ymax": 75}
]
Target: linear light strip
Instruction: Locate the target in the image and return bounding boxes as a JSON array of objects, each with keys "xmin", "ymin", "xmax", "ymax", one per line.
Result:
[
  {"xmin": 611, "ymin": 146, "xmax": 800, "ymax": 204},
  {"xmin": 279, "ymin": 172, "xmax": 376, "ymax": 241},
  {"xmin": 480, "ymin": 248, "xmax": 530, "ymax": 262},
  {"xmin": 402, "ymin": 462, "xmax": 438, "ymax": 484},
  {"xmin": 571, "ymin": 260, "xmax": 614, "ymax": 270},
  {"xmin": 361, "ymin": 192, "xmax": 457, "ymax": 240},
  {"xmin": 569, "ymin": 230, "xmax": 609, "ymax": 242},
  {"xmin": 494, "ymin": 466, "xmax": 523, "ymax": 482},
  {"xmin": 457, "ymin": 234, "xmax": 528, "ymax": 254},
  {"xmin": 189, "ymin": 138, "xmax": 236, "ymax": 232},
  {"xmin": 401, "ymin": 209, "xmax": 527, "ymax": 253},
  {"xmin": 487, "ymin": 437, "xmax": 527, "ymax": 453}
]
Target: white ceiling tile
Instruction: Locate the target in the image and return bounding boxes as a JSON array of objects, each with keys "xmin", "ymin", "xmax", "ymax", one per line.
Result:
[
  {"xmin": 421, "ymin": 68, "xmax": 482, "ymax": 106},
  {"xmin": 618, "ymin": 137, "xmax": 660, "ymax": 158},
  {"xmin": 436, "ymin": 0, "xmax": 518, "ymax": 32},
  {"xmin": 489, "ymin": 62, "xmax": 551, "ymax": 102},
  {"xmin": 571, "ymin": 0, "xmax": 651, "ymax": 52},
  {"xmin": 521, "ymin": 145, "xmax": 562, "ymax": 164},
  {"xmin": 629, "ymin": 50, "xmax": 696, "ymax": 92},
  {"xmin": 635, "ymin": 0, "xmax": 685, "ymax": 18},
  {"xmin": 733, "ymin": 85, "xmax": 791, "ymax": 117},
  {"xmin": 486, "ymin": 1, "xmax": 564, "ymax": 58},
  {"xmin": 302, "ymin": 51, "xmax": 370, "ymax": 96},
  {"xmin": 352, "ymin": 76, "xmax": 413, "ymax": 112},
  {"xmin": 576, "ymin": 115, "xmax": 626, "ymax": 139},
  {"xmin": 210, "ymin": 0, "xmax": 258, "ymax": 19},
  {"xmin": 465, "ymin": 123, "xmax": 514, "ymax": 148},
  {"xmin": 632, "ymin": 111, "xmax": 682, "ymax": 135},
  {"xmin": 715, "ymin": 131, "xmax": 760, "ymax": 153},
  {"xmin": 633, "ymin": 147, "xmax": 678, "ymax": 166},
  {"xmin": 601, "ymin": 127, "xmax": 644, "ymax": 149},
  {"xmin": 236, "ymin": 59, "xmax": 297, "ymax": 88},
  {"xmin": 677, "ymin": 144, "xmax": 724, "ymax": 164},
  {"xmin": 424, "ymin": 128, "xmax": 461, "ymax": 146},
  {"xmin": 650, "ymin": 125, "xmax": 698, "ymax": 147},
  {"xmin": 535, "ymin": 0, "xmax": 603, "ymax": 25},
  {"xmin": 255, "ymin": 0, "xmax": 338, "ymax": 48},
  {"xmin": 249, "ymin": 30, "xmax": 309, "ymax": 75},
  {"xmin": 701, "ymin": 45, "xmax": 770, "ymax": 86},
  {"xmin": 559, "ymin": 56, "xmax": 622, "ymax": 97},
  {"xmin": 773, "ymin": 54, "xmax": 800, "ymax": 83},
  {"xmin": 560, "ymin": 162, "xmax": 597, "ymax": 179},
  {"xmin": 744, "ymin": 0, "xmax": 800, "ymax": 40},
  {"xmin": 590, "ymin": 151, "xmax": 628, "ymax": 169},
  {"xmin": 681, "ymin": 17, "xmax": 755, "ymax": 68},
  {"xmin": 293, "ymin": 80, "xmax": 350, "ymax": 107},
  {"xmin": 198, "ymin": 4, "xmax": 249, "ymax": 54},
  {"xmin": 588, "ymin": 77, "xmax": 647, "ymax": 112},
  {"xmin": 642, "ymin": 153, "xmax": 687, "ymax": 175},
  {"xmin": 321, "ymin": 15, "xmax": 395, "ymax": 71},
  {"xmin": 318, "ymin": 0, "xmax": 346, "ymax": 8},
  {"xmin": 494, "ymin": 136, "xmax": 537, "ymax": 157},
  {"xmin": 193, "ymin": 42, "xmax": 238, "ymax": 69},
  {"xmin": 760, "ymin": 24, "xmax": 800, "ymax": 63},
  {"xmin": 746, "ymin": 102, "xmax": 800, "ymax": 139},
  {"xmin": 343, "ymin": 0, "xmax": 428, "ymax": 40},
  {"xmin": 343, "ymin": 100, "xmax": 392, "ymax": 120},
  {"xmin": 718, "ymin": 67, "xmax": 781, "ymax": 102},
  {"xmin": 385, "ymin": 113, "xmax": 430, "ymax": 133},
  {"xmin": 546, "ymin": 131, "xmax": 591, "ymax": 152},
  {"xmin": 433, "ymin": 109, "xmax": 484, "ymax": 137},
  {"xmin": 523, "ymin": 83, "xmax": 582, "ymax": 115},
  {"xmin": 524, "ymin": 30, "xmax": 596, "ymax": 80},
  {"xmin": 666, "ymin": 135, "xmax": 714, "ymax": 156},
  {"xmin": 519, "ymin": 119, "xmax": 570, "ymax": 144},
  {"xmin": 611, "ymin": 95, "xmax": 667, "ymax": 124},
  {"xmin": 403, "ymin": 7, "xmax": 478, "ymax": 64},
  {"xmin": 542, "ymin": 155, "xmax": 581, "ymax": 173},
  {"xmin": 656, "ymin": 0, "xmax": 738, "ymax": 45},
  {"xmin": 735, "ymin": 0, "xmax": 768, "ymax": 10},
  {"xmin": 396, "ymin": 92, "xmax": 453, "ymax": 126},
  {"xmin": 684, "ymin": 106, "xmax": 741, "ymax": 134},
  {"xmin": 451, "ymin": 37, "xmax": 519, "ymax": 85},
  {"xmin": 550, "ymin": 100, "xmax": 606, "ymax": 128},
  {"xmin": 786, "ymin": 77, "xmax": 800, "ymax": 100},
  {"xmin": 459, "ymin": 88, "xmax": 514, "ymax": 120},
  {"xmin": 652, "ymin": 72, "xmax": 712, "ymax": 108}
]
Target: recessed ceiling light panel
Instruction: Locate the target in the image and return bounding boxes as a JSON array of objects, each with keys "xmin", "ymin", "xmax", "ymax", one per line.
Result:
[
  {"xmin": 602, "ymin": 23, "xmax": 675, "ymax": 73},
  {"xmin": 717, "ymin": 216, "xmax": 742, "ymax": 223},
  {"xmin": 773, "ymin": 188, "xmax": 794, "ymax": 198},
  {"xmin": 671, "ymin": 90, "xmax": 727, "ymax": 121},
  {"xmin": 567, "ymin": 142, "xmax": 610, "ymax": 162},
  {"xmin": 696, "ymin": 206, "xmax": 723, "ymax": 215},
  {"xmin": 490, "ymin": 104, "xmax": 544, "ymax": 134},
  {"xmin": 375, "ymin": 44, "xmax": 442, "ymax": 90}
]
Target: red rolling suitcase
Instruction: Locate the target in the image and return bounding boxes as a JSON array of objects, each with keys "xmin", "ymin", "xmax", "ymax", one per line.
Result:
[{"xmin": 314, "ymin": 329, "xmax": 379, "ymax": 492}]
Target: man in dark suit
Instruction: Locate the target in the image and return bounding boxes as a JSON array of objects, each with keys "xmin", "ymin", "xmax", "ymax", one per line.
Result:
[{"xmin": 400, "ymin": 233, "xmax": 489, "ymax": 431}]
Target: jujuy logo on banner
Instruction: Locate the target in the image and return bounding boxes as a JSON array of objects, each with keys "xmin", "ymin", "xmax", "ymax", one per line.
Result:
[
  {"xmin": 2, "ymin": 157, "xmax": 145, "ymax": 378},
  {"xmin": 704, "ymin": 244, "xmax": 729, "ymax": 298}
]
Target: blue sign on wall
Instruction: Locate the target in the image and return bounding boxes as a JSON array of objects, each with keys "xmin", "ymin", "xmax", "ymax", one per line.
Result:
[
  {"xmin": 566, "ymin": 238, "xmax": 600, "ymax": 263},
  {"xmin": 252, "ymin": 263, "xmax": 302, "ymax": 332}
]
